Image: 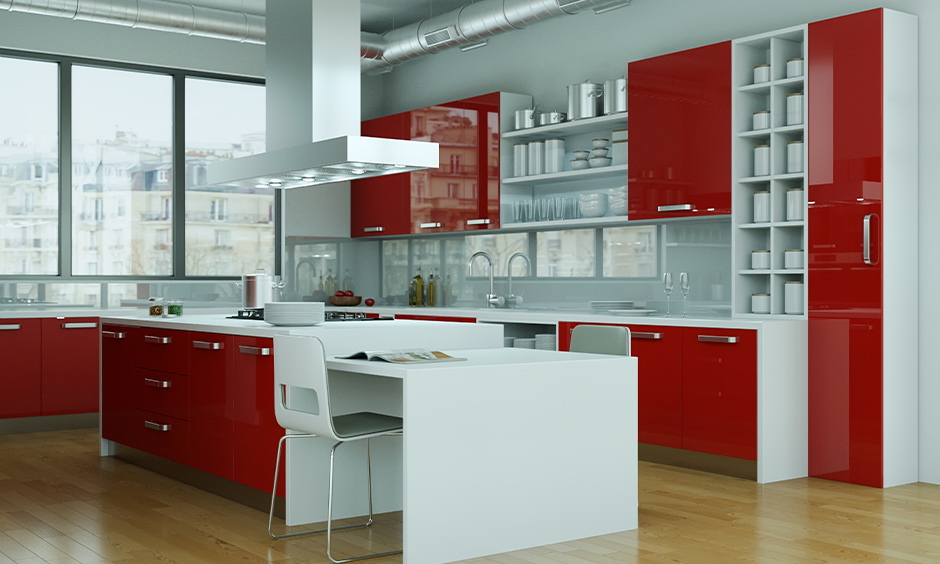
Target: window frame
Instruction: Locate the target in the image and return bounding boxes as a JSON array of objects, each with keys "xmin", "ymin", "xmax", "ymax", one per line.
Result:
[{"xmin": 0, "ymin": 47, "xmax": 272, "ymax": 283}]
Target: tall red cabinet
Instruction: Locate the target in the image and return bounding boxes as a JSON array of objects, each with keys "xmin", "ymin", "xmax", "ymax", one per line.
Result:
[{"xmin": 807, "ymin": 8, "xmax": 918, "ymax": 487}]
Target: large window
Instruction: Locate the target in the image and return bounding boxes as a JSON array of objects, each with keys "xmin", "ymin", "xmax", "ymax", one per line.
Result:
[
  {"xmin": 184, "ymin": 78, "xmax": 271, "ymax": 276},
  {"xmin": 72, "ymin": 65, "xmax": 173, "ymax": 276},
  {"xmin": 0, "ymin": 56, "xmax": 59, "ymax": 275}
]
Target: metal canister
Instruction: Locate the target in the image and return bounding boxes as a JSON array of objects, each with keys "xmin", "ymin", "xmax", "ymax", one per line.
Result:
[
  {"xmin": 544, "ymin": 138, "xmax": 565, "ymax": 174},
  {"xmin": 754, "ymin": 145, "xmax": 770, "ymax": 176},
  {"xmin": 603, "ymin": 78, "xmax": 627, "ymax": 115},
  {"xmin": 787, "ymin": 92, "xmax": 804, "ymax": 125},
  {"xmin": 513, "ymin": 143, "xmax": 528, "ymax": 177},
  {"xmin": 787, "ymin": 140, "xmax": 804, "ymax": 173},
  {"xmin": 567, "ymin": 81, "xmax": 603, "ymax": 120},
  {"xmin": 527, "ymin": 140, "xmax": 544, "ymax": 175}
]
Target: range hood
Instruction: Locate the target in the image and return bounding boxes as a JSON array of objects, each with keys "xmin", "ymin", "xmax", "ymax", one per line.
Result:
[{"xmin": 208, "ymin": 0, "xmax": 438, "ymax": 190}]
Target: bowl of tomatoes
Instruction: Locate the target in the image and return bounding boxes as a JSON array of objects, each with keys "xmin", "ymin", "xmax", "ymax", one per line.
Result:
[{"xmin": 329, "ymin": 290, "xmax": 362, "ymax": 306}]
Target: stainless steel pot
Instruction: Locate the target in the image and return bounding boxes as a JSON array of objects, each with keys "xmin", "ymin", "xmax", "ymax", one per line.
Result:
[
  {"xmin": 604, "ymin": 78, "xmax": 627, "ymax": 115},
  {"xmin": 538, "ymin": 111, "xmax": 567, "ymax": 125},
  {"xmin": 239, "ymin": 268, "xmax": 285, "ymax": 309},
  {"xmin": 515, "ymin": 108, "xmax": 542, "ymax": 129},
  {"xmin": 567, "ymin": 82, "xmax": 603, "ymax": 120}
]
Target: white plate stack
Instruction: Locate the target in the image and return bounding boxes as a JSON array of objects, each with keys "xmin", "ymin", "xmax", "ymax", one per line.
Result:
[
  {"xmin": 535, "ymin": 334, "xmax": 557, "ymax": 351},
  {"xmin": 513, "ymin": 338, "xmax": 536, "ymax": 349},
  {"xmin": 263, "ymin": 302, "xmax": 325, "ymax": 326},
  {"xmin": 590, "ymin": 300, "xmax": 635, "ymax": 311}
]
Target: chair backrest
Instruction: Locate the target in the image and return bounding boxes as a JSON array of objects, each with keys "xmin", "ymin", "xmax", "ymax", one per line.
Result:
[
  {"xmin": 569, "ymin": 324, "xmax": 631, "ymax": 356},
  {"xmin": 272, "ymin": 334, "xmax": 341, "ymax": 441}
]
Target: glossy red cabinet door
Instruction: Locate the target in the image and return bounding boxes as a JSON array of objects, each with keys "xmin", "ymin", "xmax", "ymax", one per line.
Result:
[
  {"xmin": 133, "ymin": 328, "xmax": 190, "ymax": 375},
  {"xmin": 189, "ymin": 333, "xmax": 235, "ymax": 480},
  {"xmin": 351, "ymin": 113, "xmax": 409, "ymax": 238},
  {"xmin": 101, "ymin": 325, "xmax": 137, "ymax": 446},
  {"xmin": 233, "ymin": 336, "xmax": 284, "ymax": 496},
  {"xmin": 681, "ymin": 328, "xmax": 757, "ymax": 460},
  {"xmin": 807, "ymin": 9, "xmax": 884, "ymax": 487},
  {"xmin": 0, "ymin": 319, "xmax": 41, "ymax": 418},
  {"xmin": 40, "ymin": 317, "xmax": 99, "ymax": 415},
  {"xmin": 628, "ymin": 41, "xmax": 732, "ymax": 220}
]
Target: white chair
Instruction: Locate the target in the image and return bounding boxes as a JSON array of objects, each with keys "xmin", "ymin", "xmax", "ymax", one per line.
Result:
[
  {"xmin": 569, "ymin": 324, "xmax": 631, "ymax": 356},
  {"xmin": 268, "ymin": 334, "xmax": 403, "ymax": 563}
]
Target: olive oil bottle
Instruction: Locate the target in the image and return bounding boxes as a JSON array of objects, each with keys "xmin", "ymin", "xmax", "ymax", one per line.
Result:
[
  {"xmin": 427, "ymin": 269, "xmax": 437, "ymax": 307},
  {"xmin": 409, "ymin": 267, "xmax": 425, "ymax": 306}
]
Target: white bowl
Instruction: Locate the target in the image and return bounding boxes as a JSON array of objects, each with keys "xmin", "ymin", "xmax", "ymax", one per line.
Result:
[
  {"xmin": 580, "ymin": 203, "xmax": 608, "ymax": 218},
  {"xmin": 609, "ymin": 185, "xmax": 628, "ymax": 198},
  {"xmin": 591, "ymin": 147, "xmax": 609, "ymax": 157},
  {"xmin": 573, "ymin": 150, "xmax": 591, "ymax": 160},
  {"xmin": 610, "ymin": 199, "xmax": 629, "ymax": 216},
  {"xmin": 570, "ymin": 159, "xmax": 591, "ymax": 170},
  {"xmin": 579, "ymin": 192, "xmax": 608, "ymax": 201},
  {"xmin": 588, "ymin": 156, "xmax": 612, "ymax": 168},
  {"xmin": 592, "ymin": 138, "xmax": 610, "ymax": 148}
]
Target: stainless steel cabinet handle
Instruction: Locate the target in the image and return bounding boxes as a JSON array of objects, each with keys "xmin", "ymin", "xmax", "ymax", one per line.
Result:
[
  {"xmin": 144, "ymin": 335, "xmax": 171, "ymax": 345},
  {"xmin": 419, "ymin": 222, "xmax": 443, "ymax": 229},
  {"xmin": 466, "ymin": 218, "xmax": 491, "ymax": 226},
  {"xmin": 239, "ymin": 345, "xmax": 272, "ymax": 356},
  {"xmin": 698, "ymin": 335, "xmax": 738, "ymax": 344},
  {"xmin": 144, "ymin": 378, "xmax": 172, "ymax": 388},
  {"xmin": 658, "ymin": 204, "xmax": 694, "ymax": 212},
  {"xmin": 0, "ymin": 324, "xmax": 21, "ymax": 331},
  {"xmin": 631, "ymin": 332, "xmax": 662, "ymax": 340},
  {"xmin": 62, "ymin": 322, "xmax": 97, "ymax": 329},
  {"xmin": 863, "ymin": 214, "xmax": 879, "ymax": 265},
  {"xmin": 144, "ymin": 420, "xmax": 171, "ymax": 432},
  {"xmin": 193, "ymin": 340, "xmax": 224, "ymax": 350},
  {"xmin": 364, "ymin": 226, "xmax": 384, "ymax": 233},
  {"xmin": 102, "ymin": 330, "xmax": 126, "ymax": 339}
]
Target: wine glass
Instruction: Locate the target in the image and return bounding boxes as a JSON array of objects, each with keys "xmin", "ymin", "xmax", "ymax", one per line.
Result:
[
  {"xmin": 679, "ymin": 272, "xmax": 690, "ymax": 317},
  {"xmin": 663, "ymin": 272, "xmax": 674, "ymax": 317}
]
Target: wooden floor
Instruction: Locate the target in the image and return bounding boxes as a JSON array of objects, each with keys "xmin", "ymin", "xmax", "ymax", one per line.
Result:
[{"xmin": 1, "ymin": 430, "xmax": 940, "ymax": 564}]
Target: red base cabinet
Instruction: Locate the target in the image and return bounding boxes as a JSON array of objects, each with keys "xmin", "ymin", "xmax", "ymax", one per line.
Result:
[
  {"xmin": 41, "ymin": 317, "xmax": 99, "ymax": 415},
  {"xmin": 189, "ymin": 333, "xmax": 236, "ymax": 480},
  {"xmin": 628, "ymin": 41, "xmax": 732, "ymax": 220},
  {"xmin": 807, "ymin": 8, "xmax": 918, "ymax": 488},
  {"xmin": 101, "ymin": 325, "xmax": 136, "ymax": 445},
  {"xmin": 0, "ymin": 319, "xmax": 41, "ymax": 419}
]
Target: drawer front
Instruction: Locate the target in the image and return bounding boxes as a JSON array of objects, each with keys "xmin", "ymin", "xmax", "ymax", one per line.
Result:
[
  {"xmin": 133, "ymin": 329, "xmax": 190, "ymax": 375},
  {"xmin": 134, "ymin": 409, "xmax": 190, "ymax": 465},
  {"xmin": 135, "ymin": 368, "xmax": 190, "ymax": 421}
]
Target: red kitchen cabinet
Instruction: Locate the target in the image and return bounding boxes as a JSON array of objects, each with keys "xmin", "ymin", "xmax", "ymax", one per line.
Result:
[
  {"xmin": 628, "ymin": 41, "xmax": 732, "ymax": 220},
  {"xmin": 394, "ymin": 314, "xmax": 477, "ymax": 323},
  {"xmin": 135, "ymin": 368, "xmax": 190, "ymax": 423},
  {"xmin": 133, "ymin": 327, "xmax": 190, "ymax": 375},
  {"xmin": 233, "ymin": 336, "xmax": 284, "ymax": 496},
  {"xmin": 351, "ymin": 113, "xmax": 410, "ymax": 237},
  {"xmin": 189, "ymin": 333, "xmax": 235, "ymax": 480},
  {"xmin": 40, "ymin": 317, "xmax": 99, "ymax": 415},
  {"xmin": 559, "ymin": 322, "xmax": 683, "ymax": 449},
  {"xmin": 101, "ymin": 325, "xmax": 137, "ymax": 446},
  {"xmin": 0, "ymin": 319, "xmax": 41, "ymax": 419},
  {"xmin": 681, "ymin": 328, "xmax": 757, "ymax": 461},
  {"xmin": 807, "ymin": 8, "xmax": 918, "ymax": 488},
  {"xmin": 134, "ymin": 408, "xmax": 190, "ymax": 465}
]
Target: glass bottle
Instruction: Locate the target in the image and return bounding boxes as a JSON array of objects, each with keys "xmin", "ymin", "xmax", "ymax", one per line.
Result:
[
  {"xmin": 427, "ymin": 269, "xmax": 437, "ymax": 307},
  {"xmin": 325, "ymin": 269, "xmax": 336, "ymax": 295},
  {"xmin": 317, "ymin": 275, "xmax": 324, "ymax": 291},
  {"xmin": 409, "ymin": 267, "xmax": 425, "ymax": 307},
  {"xmin": 444, "ymin": 272, "xmax": 453, "ymax": 307}
]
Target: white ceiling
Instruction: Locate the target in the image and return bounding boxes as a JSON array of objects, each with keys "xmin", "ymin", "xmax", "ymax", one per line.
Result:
[{"xmin": 175, "ymin": 0, "xmax": 478, "ymax": 34}]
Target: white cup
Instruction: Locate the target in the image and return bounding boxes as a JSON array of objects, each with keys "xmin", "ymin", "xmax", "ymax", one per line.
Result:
[
  {"xmin": 752, "ymin": 293, "xmax": 771, "ymax": 314},
  {"xmin": 753, "ymin": 191, "xmax": 770, "ymax": 223},
  {"xmin": 785, "ymin": 249, "xmax": 804, "ymax": 269},
  {"xmin": 751, "ymin": 250, "xmax": 771, "ymax": 270},
  {"xmin": 785, "ymin": 281, "xmax": 804, "ymax": 315},
  {"xmin": 787, "ymin": 188, "xmax": 804, "ymax": 221}
]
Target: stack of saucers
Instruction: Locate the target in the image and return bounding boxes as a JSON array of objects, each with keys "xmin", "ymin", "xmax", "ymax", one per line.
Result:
[
  {"xmin": 264, "ymin": 302, "xmax": 324, "ymax": 326},
  {"xmin": 535, "ymin": 333, "xmax": 557, "ymax": 351},
  {"xmin": 513, "ymin": 338, "xmax": 536, "ymax": 349},
  {"xmin": 590, "ymin": 300, "xmax": 635, "ymax": 311}
]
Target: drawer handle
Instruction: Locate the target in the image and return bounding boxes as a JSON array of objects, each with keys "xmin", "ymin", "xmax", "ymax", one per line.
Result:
[
  {"xmin": 631, "ymin": 332, "xmax": 662, "ymax": 340},
  {"xmin": 466, "ymin": 218, "xmax": 491, "ymax": 226},
  {"xmin": 102, "ymin": 330, "xmax": 126, "ymax": 339},
  {"xmin": 364, "ymin": 226, "xmax": 384, "ymax": 233},
  {"xmin": 658, "ymin": 204, "xmax": 694, "ymax": 212},
  {"xmin": 698, "ymin": 335, "xmax": 738, "ymax": 344},
  {"xmin": 144, "ymin": 420, "xmax": 171, "ymax": 432},
  {"xmin": 144, "ymin": 335, "xmax": 172, "ymax": 345},
  {"xmin": 239, "ymin": 345, "xmax": 272, "ymax": 356},
  {"xmin": 419, "ymin": 222, "xmax": 443, "ymax": 229},
  {"xmin": 144, "ymin": 377, "xmax": 172, "ymax": 388},
  {"xmin": 0, "ymin": 324, "xmax": 21, "ymax": 331},
  {"xmin": 62, "ymin": 322, "xmax": 98, "ymax": 329},
  {"xmin": 193, "ymin": 340, "xmax": 224, "ymax": 350}
]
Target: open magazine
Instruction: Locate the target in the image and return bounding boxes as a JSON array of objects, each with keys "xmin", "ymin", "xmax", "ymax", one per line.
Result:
[{"xmin": 340, "ymin": 349, "xmax": 466, "ymax": 364}]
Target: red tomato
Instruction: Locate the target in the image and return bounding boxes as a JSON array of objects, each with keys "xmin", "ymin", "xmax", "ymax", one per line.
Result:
[
  {"xmin": 335, "ymin": 290, "xmax": 345, "ymax": 297},
  {"xmin": 365, "ymin": 298, "xmax": 375, "ymax": 307},
  {"xmin": 344, "ymin": 290, "xmax": 354, "ymax": 296}
]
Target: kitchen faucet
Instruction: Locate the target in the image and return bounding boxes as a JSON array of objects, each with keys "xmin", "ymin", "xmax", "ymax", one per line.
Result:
[
  {"xmin": 506, "ymin": 252, "xmax": 531, "ymax": 308},
  {"xmin": 294, "ymin": 258, "xmax": 317, "ymax": 295},
  {"xmin": 467, "ymin": 251, "xmax": 501, "ymax": 308}
]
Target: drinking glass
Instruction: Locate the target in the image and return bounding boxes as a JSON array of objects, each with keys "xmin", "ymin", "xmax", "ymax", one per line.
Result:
[
  {"xmin": 679, "ymin": 272, "xmax": 690, "ymax": 317},
  {"xmin": 663, "ymin": 272, "xmax": 674, "ymax": 317}
]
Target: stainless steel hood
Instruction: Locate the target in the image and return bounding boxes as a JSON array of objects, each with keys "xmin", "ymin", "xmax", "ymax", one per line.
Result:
[{"xmin": 208, "ymin": 0, "xmax": 438, "ymax": 190}]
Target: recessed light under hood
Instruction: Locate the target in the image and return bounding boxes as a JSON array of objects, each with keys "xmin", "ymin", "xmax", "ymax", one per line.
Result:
[{"xmin": 208, "ymin": 0, "xmax": 438, "ymax": 190}]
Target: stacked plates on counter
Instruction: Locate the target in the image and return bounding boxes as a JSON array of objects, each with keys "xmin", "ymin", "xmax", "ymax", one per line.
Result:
[
  {"xmin": 264, "ymin": 302, "xmax": 324, "ymax": 326},
  {"xmin": 590, "ymin": 300, "xmax": 635, "ymax": 311},
  {"xmin": 513, "ymin": 338, "xmax": 536, "ymax": 349},
  {"xmin": 535, "ymin": 334, "xmax": 557, "ymax": 351},
  {"xmin": 504, "ymin": 337, "xmax": 516, "ymax": 348}
]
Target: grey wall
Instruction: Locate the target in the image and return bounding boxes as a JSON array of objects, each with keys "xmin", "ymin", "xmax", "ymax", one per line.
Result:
[{"xmin": 375, "ymin": 0, "xmax": 940, "ymax": 484}]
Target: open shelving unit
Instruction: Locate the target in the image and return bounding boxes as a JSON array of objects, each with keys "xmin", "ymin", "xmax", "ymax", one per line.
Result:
[{"xmin": 731, "ymin": 25, "xmax": 808, "ymax": 318}]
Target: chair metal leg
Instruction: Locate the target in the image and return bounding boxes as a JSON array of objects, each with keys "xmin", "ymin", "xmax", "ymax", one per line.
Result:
[
  {"xmin": 267, "ymin": 433, "xmax": 373, "ymax": 540},
  {"xmin": 326, "ymin": 438, "xmax": 403, "ymax": 563}
]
